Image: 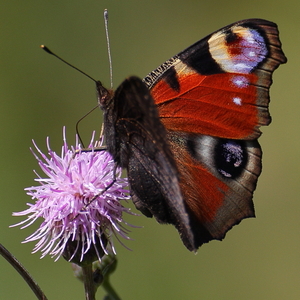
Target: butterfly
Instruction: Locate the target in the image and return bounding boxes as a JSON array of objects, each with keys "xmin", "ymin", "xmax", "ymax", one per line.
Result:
[{"xmin": 97, "ymin": 19, "xmax": 287, "ymax": 251}]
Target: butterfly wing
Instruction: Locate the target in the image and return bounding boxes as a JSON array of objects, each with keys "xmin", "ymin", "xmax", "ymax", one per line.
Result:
[
  {"xmin": 143, "ymin": 19, "xmax": 287, "ymax": 248},
  {"xmin": 144, "ymin": 19, "xmax": 286, "ymax": 140},
  {"xmin": 100, "ymin": 76, "xmax": 196, "ymax": 250}
]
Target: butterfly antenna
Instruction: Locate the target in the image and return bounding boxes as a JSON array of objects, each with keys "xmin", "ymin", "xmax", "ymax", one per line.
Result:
[
  {"xmin": 40, "ymin": 45, "xmax": 101, "ymax": 144},
  {"xmin": 40, "ymin": 45, "xmax": 97, "ymax": 83},
  {"xmin": 104, "ymin": 9, "xmax": 113, "ymax": 89}
]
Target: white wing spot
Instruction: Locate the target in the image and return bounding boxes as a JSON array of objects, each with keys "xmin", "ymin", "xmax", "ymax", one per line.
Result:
[
  {"xmin": 246, "ymin": 35, "xmax": 255, "ymax": 44},
  {"xmin": 231, "ymin": 75, "xmax": 249, "ymax": 88},
  {"xmin": 233, "ymin": 97, "xmax": 242, "ymax": 105},
  {"xmin": 234, "ymin": 63, "xmax": 252, "ymax": 72}
]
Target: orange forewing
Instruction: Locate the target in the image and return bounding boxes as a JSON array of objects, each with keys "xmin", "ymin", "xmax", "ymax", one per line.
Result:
[{"xmin": 151, "ymin": 72, "xmax": 261, "ymax": 139}]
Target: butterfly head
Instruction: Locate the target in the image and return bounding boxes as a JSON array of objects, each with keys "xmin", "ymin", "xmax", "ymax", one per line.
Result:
[{"xmin": 96, "ymin": 81, "xmax": 113, "ymax": 109}]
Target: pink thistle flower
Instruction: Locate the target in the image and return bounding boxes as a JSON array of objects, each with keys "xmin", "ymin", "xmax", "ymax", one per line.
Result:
[{"xmin": 12, "ymin": 128, "xmax": 133, "ymax": 263}]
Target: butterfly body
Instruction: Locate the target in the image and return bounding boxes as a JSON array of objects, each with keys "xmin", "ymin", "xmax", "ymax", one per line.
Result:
[
  {"xmin": 98, "ymin": 19, "xmax": 286, "ymax": 251},
  {"xmin": 98, "ymin": 78, "xmax": 196, "ymax": 249}
]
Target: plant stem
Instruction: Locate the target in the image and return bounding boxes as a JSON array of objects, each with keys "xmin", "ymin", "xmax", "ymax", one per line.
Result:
[
  {"xmin": 0, "ymin": 243, "xmax": 48, "ymax": 300},
  {"xmin": 81, "ymin": 263, "xmax": 96, "ymax": 300}
]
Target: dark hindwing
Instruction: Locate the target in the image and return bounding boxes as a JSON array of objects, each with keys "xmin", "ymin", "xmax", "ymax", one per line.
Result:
[{"xmin": 106, "ymin": 77, "xmax": 196, "ymax": 250}]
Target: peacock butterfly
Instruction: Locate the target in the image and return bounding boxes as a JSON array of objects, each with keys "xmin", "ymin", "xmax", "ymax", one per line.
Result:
[{"xmin": 97, "ymin": 19, "xmax": 287, "ymax": 251}]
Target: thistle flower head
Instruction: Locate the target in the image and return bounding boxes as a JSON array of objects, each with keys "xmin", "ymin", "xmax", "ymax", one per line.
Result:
[{"xmin": 12, "ymin": 128, "xmax": 133, "ymax": 263}]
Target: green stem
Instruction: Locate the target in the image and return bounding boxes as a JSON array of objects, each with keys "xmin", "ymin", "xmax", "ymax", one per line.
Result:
[{"xmin": 81, "ymin": 263, "xmax": 96, "ymax": 300}]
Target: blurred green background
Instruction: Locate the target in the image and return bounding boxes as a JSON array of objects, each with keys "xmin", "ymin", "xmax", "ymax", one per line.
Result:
[{"xmin": 0, "ymin": 0, "xmax": 298, "ymax": 299}]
